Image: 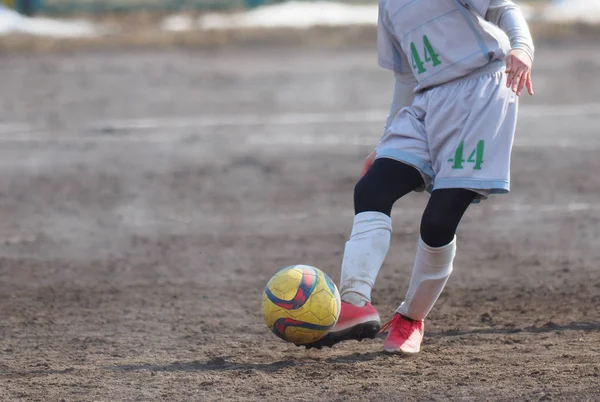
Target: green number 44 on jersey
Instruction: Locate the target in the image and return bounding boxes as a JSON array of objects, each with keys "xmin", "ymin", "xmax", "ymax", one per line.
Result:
[
  {"xmin": 448, "ymin": 140, "xmax": 485, "ymax": 170},
  {"xmin": 410, "ymin": 35, "xmax": 442, "ymax": 75}
]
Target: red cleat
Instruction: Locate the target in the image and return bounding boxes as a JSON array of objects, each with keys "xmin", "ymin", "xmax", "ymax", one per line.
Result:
[
  {"xmin": 301, "ymin": 301, "xmax": 381, "ymax": 349},
  {"xmin": 380, "ymin": 313, "xmax": 424, "ymax": 354}
]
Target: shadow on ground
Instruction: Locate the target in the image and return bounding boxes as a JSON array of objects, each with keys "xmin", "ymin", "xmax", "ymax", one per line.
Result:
[
  {"xmin": 106, "ymin": 321, "xmax": 599, "ymax": 373},
  {"xmin": 427, "ymin": 321, "xmax": 600, "ymax": 338},
  {"xmin": 108, "ymin": 356, "xmax": 301, "ymax": 373},
  {"xmin": 107, "ymin": 352, "xmax": 390, "ymax": 373}
]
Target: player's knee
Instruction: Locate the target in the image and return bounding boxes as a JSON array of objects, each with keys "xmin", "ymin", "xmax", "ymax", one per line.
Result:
[
  {"xmin": 420, "ymin": 208, "xmax": 458, "ymax": 247},
  {"xmin": 354, "ymin": 158, "xmax": 424, "ymax": 216},
  {"xmin": 354, "ymin": 175, "xmax": 394, "ymax": 216},
  {"xmin": 420, "ymin": 189, "xmax": 476, "ymax": 247}
]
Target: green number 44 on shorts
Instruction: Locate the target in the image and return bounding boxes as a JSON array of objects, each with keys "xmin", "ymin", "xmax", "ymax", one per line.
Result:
[{"xmin": 448, "ymin": 140, "xmax": 485, "ymax": 170}]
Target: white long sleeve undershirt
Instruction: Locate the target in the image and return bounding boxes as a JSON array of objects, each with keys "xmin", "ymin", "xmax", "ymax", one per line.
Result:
[
  {"xmin": 486, "ymin": 0, "xmax": 535, "ymax": 62},
  {"xmin": 384, "ymin": 0, "xmax": 534, "ymax": 129},
  {"xmin": 385, "ymin": 73, "xmax": 417, "ymax": 131}
]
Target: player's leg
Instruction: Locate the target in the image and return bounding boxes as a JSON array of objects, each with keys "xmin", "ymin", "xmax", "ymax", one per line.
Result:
[
  {"xmin": 382, "ymin": 63, "xmax": 518, "ymax": 354},
  {"xmin": 382, "ymin": 188, "xmax": 475, "ymax": 354},
  {"xmin": 340, "ymin": 157, "xmax": 425, "ymax": 303},
  {"xmin": 302, "ymin": 95, "xmax": 431, "ymax": 349},
  {"xmin": 302, "ymin": 157, "xmax": 424, "ymax": 349}
]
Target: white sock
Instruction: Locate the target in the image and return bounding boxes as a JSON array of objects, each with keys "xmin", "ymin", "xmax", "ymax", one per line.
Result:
[
  {"xmin": 339, "ymin": 212, "xmax": 392, "ymax": 307},
  {"xmin": 397, "ymin": 236, "xmax": 456, "ymax": 321}
]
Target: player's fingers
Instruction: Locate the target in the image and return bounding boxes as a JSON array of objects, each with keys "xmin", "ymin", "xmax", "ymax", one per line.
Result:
[
  {"xmin": 361, "ymin": 151, "xmax": 376, "ymax": 177},
  {"xmin": 511, "ymin": 69, "xmax": 523, "ymax": 93},
  {"xmin": 505, "ymin": 55, "xmax": 514, "ymax": 74},
  {"xmin": 506, "ymin": 69, "xmax": 514, "ymax": 88},
  {"xmin": 361, "ymin": 163, "xmax": 370, "ymax": 177},
  {"xmin": 516, "ymin": 70, "xmax": 527, "ymax": 96},
  {"xmin": 526, "ymin": 73, "xmax": 535, "ymax": 96},
  {"xmin": 505, "ymin": 58, "xmax": 514, "ymax": 88}
]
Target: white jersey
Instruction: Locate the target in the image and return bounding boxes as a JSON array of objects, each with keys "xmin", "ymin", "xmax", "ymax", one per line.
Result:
[{"xmin": 378, "ymin": 0, "xmax": 524, "ymax": 92}]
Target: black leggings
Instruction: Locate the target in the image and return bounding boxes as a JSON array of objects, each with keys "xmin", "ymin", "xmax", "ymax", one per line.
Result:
[{"xmin": 354, "ymin": 158, "xmax": 476, "ymax": 247}]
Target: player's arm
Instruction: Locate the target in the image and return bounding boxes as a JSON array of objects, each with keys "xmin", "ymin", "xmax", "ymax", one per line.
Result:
[
  {"xmin": 365, "ymin": 2, "xmax": 418, "ymax": 175},
  {"xmin": 385, "ymin": 72, "xmax": 417, "ymax": 133},
  {"xmin": 363, "ymin": 72, "xmax": 416, "ymax": 176},
  {"xmin": 486, "ymin": 0, "xmax": 535, "ymax": 96}
]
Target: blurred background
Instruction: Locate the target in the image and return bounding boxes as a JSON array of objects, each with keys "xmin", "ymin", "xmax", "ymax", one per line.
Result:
[
  {"xmin": 1, "ymin": 0, "xmax": 599, "ymax": 39},
  {"xmin": 0, "ymin": 0, "xmax": 580, "ymax": 15},
  {"xmin": 0, "ymin": 0, "xmax": 598, "ymax": 17}
]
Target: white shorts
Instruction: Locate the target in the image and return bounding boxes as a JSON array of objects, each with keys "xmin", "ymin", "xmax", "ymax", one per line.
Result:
[{"xmin": 376, "ymin": 61, "xmax": 518, "ymax": 201}]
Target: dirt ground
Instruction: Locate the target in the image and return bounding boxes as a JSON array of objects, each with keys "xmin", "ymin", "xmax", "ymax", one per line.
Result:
[{"xmin": 0, "ymin": 38, "xmax": 599, "ymax": 401}]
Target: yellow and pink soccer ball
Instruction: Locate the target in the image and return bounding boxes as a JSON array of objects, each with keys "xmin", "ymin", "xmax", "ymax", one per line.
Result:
[{"xmin": 262, "ymin": 265, "xmax": 341, "ymax": 345}]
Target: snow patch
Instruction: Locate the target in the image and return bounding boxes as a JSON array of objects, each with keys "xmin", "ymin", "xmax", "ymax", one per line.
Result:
[
  {"xmin": 201, "ymin": 1, "xmax": 378, "ymax": 30},
  {"xmin": 0, "ymin": 5, "xmax": 99, "ymax": 37},
  {"xmin": 542, "ymin": 0, "xmax": 600, "ymax": 23},
  {"xmin": 160, "ymin": 14, "xmax": 194, "ymax": 32},
  {"xmin": 158, "ymin": 1, "xmax": 600, "ymax": 33}
]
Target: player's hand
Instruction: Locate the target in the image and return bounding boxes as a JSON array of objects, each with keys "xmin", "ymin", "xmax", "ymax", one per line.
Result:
[
  {"xmin": 361, "ymin": 150, "xmax": 376, "ymax": 177},
  {"xmin": 505, "ymin": 49, "xmax": 534, "ymax": 96}
]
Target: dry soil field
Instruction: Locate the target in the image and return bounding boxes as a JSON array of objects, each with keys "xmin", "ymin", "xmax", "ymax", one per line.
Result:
[{"xmin": 0, "ymin": 38, "xmax": 599, "ymax": 401}]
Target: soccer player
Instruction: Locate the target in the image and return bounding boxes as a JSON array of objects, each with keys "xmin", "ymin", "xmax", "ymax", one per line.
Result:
[{"xmin": 306, "ymin": 0, "xmax": 535, "ymax": 353}]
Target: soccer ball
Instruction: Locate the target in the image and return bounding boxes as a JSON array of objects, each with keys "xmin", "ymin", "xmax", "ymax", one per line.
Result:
[{"xmin": 262, "ymin": 265, "xmax": 341, "ymax": 345}]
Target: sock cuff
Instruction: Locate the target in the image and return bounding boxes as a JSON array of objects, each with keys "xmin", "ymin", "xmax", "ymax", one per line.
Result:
[
  {"xmin": 417, "ymin": 236, "xmax": 456, "ymax": 268},
  {"xmin": 351, "ymin": 212, "xmax": 392, "ymax": 237},
  {"xmin": 419, "ymin": 235, "xmax": 457, "ymax": 254}
]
